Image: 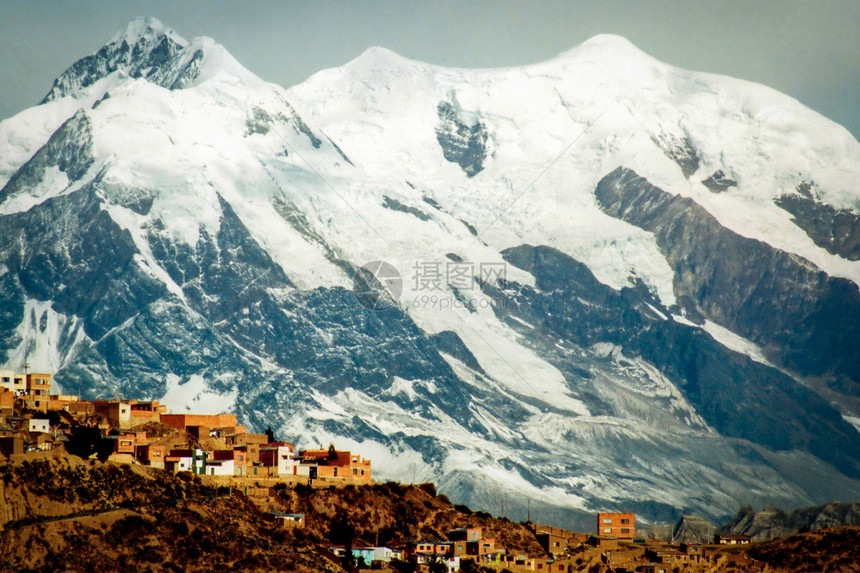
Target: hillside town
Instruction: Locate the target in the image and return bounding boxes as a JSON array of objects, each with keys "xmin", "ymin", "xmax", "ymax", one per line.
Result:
[
  {"xmin": 0, "ymin": 371, "xmax": 370, "ymax": 482},
  {"xmin": 0, "ymin": 371, "xmax": 779, "ymax": 572}
]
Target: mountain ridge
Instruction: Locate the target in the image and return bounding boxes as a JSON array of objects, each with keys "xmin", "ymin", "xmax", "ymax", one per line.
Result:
[{"xmin": 1, "ymin": 17, "xmax": 859, "ymax": 530}]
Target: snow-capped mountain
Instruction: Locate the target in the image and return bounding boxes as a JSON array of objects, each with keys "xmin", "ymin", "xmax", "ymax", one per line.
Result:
[{"xmin": 1, "ymin": 17, "xmax": 859, "ymax": 529}]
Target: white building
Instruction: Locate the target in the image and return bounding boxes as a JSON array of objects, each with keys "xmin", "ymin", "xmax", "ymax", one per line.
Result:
[
  {"xmin": 205, "ymin": 459, "xmax": 235, "ymax": 476},
  {"xmin": 0, "ymin": 370, "xmax": 26, "ymax": 395},
  {"xmin": 373, "ymin": 547, "xmax": 402, "ymax": 562},
  {"xmin": 28, "ymin": 419, "xmax": 50, "ymax": 433},
  {"xmin": 260, "ymin": 442, "xmax": 299, "ymax": 476}
]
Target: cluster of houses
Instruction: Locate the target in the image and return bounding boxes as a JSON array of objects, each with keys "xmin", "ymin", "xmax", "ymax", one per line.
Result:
[
  {"xmin": 515, "ymin": 515, "xmax": 753, "ymax": 573},
  {"xmin": 328, "ymin": 526, "xmax": 497, "ymax": 572},
  {"xmin": 0, "ymin": 372, "xmax": 371, "ymax": 483},
  {"xmin": 338, "ymin": 516, "xmax": 752, "ymax": 573},
  {"xmin": 3, "ymin": 372, "xmax": 757, "ymax": 572}
]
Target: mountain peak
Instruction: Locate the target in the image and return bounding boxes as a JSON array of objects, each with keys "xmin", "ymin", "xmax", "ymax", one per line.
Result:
[
  {"xmin": 108, "ymin": 16, "xmax": 187, "ymax": 49},
  {"xmin": 554, "ymin": 33, "xmax": 658, "ymax": 66},
  {"xmin": 350, "ymin": 46, "xmax": 419, "ymax": 71},
  {"xmin": 41, "ymin": 17, "xmax": 224, "ymax": 103}
]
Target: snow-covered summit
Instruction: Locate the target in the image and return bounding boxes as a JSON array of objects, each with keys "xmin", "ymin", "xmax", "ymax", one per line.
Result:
[
  {"xmin": 107, "ymin": 16, "xmax": 187, "ymax": 49},
  {"xmin": 40, "ymin": 16, "xmax": 260, "ymax": 104},
  {"xmin": 550, "ymin": 33, "xmax": 660, "ymax": 66},
  {"xmin": 289, "ymin": 32, "xmax": 860, "ymax": 285}
]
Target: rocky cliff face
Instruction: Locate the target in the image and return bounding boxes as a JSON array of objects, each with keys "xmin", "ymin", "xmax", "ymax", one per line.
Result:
[
  {"xmin": 595, "ymin": 167, "xmax": 860, "ymax": 414},
  {"xmin": 719, "ymin": 502, "xmax": 860, "ymax": 541},
  {"xmin": 671, "ymin": 515, "xmax": 716, "ymax": 545},
  {"xmin": 41, "ymin": 18, "xmax": 187, "ymax": 103},
  {"xmin": 1, "ymin": 18, "xmax": 859, "ymax": 529}
]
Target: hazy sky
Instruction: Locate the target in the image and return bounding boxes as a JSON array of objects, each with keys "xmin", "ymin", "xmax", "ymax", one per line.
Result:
[{"xmin": 1, "ymin": 0, "xmax": 858, "ymax": 139}]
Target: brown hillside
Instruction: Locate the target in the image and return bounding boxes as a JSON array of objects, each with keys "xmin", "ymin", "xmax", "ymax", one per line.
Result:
[
  {"xmin": 0, "ymin": 451, "xmax": 534, "ymax": 572},
  {"xmin": 276, "ymin": 481, "xmax": 543, "ymax": 554},
  {"xmin": 745, "ymin": 526, "xmax": 860, "ymax": 573}
]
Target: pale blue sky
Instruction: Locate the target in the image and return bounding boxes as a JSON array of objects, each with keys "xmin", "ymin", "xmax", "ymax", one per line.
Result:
[{"xmin": 0, "ymin": 0, "xmax": 857, "ymax": 138}]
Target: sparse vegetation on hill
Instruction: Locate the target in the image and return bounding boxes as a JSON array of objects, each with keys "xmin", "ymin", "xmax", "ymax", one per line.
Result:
[
  {"xmin": 2, "ymin": 451, "xmax": 859, "ymax": 572},
  {"xmin": 0, "ymin": 452, "xmax": 529, "ymax": 572},
  {"xmin": 275, "ymin": 480, "xmax": 543, "ymax": 555},
  {"xmin": 0, "ymin": 453, "xmax": 337, "ymax": 572},
  {"xmin": 746, "ymin": 526, "xmax": 860, "ymax": 573}
]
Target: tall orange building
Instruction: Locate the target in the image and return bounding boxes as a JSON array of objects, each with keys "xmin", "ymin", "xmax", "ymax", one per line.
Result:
[{"xmin": 596, "ymin": 512, "xmax": 635, "ymax": 539}]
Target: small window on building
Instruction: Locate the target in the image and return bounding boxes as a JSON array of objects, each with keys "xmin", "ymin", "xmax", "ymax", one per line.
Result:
[
  {"xmin": 621, "ymin": 518, "xmax": 630, "ymax": 524},
  {"xmin": 603, "ymin": 528, "xmax": 612, "ymax": 534},
  {"xmin": 334, "ymin": 467, "xmax": 338, "ymax": 476},
  {"xmin": 621, "ymin": 528, "xmax": 630, "ymax": 534},
  {"xmin": 603, "ymin": 518, "xmax": 612, "ymax": 523}
]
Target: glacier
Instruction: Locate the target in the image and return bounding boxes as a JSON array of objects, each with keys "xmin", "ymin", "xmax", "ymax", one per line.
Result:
[{"xmin": 1, "ymin": 17, "xmax": 859, "ymax": 529}]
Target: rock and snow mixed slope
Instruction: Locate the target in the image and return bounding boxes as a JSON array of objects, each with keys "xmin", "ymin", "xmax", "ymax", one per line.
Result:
[{"xmin": 1, "ymin": 17, "xmax": 859, "ymax": 529}]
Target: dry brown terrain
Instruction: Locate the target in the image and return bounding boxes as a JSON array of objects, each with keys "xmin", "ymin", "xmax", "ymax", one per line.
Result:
[
  {"xmin": 2, "ymin": 450, "xmax": 859, "ymax": 572},
  {"xmin": 0, "ymin": 451, "xmax": 532, "ymax": 572},
  {"xmin": 745, "ymin": 526, "xmax": 860, "ymax": 572}
]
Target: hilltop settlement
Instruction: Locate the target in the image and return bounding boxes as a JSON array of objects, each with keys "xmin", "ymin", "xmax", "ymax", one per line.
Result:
[
  {"xmin": 0, "ymin": 371, "xmax": 370, "ymax": 482},
  {"xmin": 1, "ymin": 371, "xmax": 858, "ymax": 572}
]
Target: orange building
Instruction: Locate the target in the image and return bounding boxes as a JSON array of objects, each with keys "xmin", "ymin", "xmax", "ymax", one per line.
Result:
[
  {"xmin": 46, "ymin": 394, "xmax": 80, "ymax": 411},
  {"xmin": 105, "ymin": 431, "xmax": 137, "ymax": 458},
  {"xmin": 135, "ymin": 444, "xmax": 166, "ymax": 468},
  {"xmin": 596, "ymin": 512, "xmax": 635, "ymax": 539},
  {"xmin": 160, "ymin": 413, "xmax": 238, "ymax": 430},
  {"xmin": 0, "ymin": 388, "xmax": 13, "ymax": 416},
  {"xmin": 299, "ymin": 449, "xmax": 372, "ymax": 482},
  {"xmin": 23, "ymin": 374, "xmax": 51, "ymax": 412},
  {"xmin": 235, "ymin": 443, "xmax": 260, "ymax": 465},
  {"xmin": 128, "ymin": 400, "xmax": 166, "ymax": 425}
]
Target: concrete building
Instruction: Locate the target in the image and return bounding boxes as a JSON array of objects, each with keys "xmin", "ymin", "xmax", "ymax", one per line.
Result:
[
  {"xmin": 272, "ymin": 512, "xmax": 305, "ymax": 528},
  {"xmin": 210, "ymin": 448, "xmax": 247, "ymax": 476},
  {"xmin": 205, "ymin": 458, "xmax": 235, "ymax": 476},
  {"xmin": 28, "ymin": 419, "xmax": 50, "ymax": 433},
  {"xmin": 0, "ymin": 371, "xmax": 26, "ymax": 395}
]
